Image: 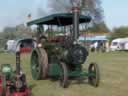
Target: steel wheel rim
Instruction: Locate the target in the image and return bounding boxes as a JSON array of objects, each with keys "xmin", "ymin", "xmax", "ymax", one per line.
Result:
[{"xmin": 88, "ymin": 63, "xmax": 100, "ymax": 87}]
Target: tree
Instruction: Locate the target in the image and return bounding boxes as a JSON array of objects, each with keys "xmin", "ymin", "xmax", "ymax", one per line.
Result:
[
  {"xmin": 81, "ymin": 0, "xmax": 103, "ymax": 23},
  {"xmin": 15, "ymin": 24, "xmax": 33, "ymax": 38},
  {"xmin": 48, "ymin": 0, "xmax": 103, "ymax": 23},
  {"xmin": 109, "ymin": 26, "xmax": 128, "ymax": 41},
  {"xmin": 0, "ymin": 24, "xmax": 33, "ymax": 48},
  {"xmin": 88, "ymin": 22, "xmax": 109, "ymax": 33},
  {"xmin": 48, "ymin": 0, "xmax": 106, "ymax": 32},
  {"xmin": 48, "ymin": 0, "xmax": 71, "ymax": 13}
]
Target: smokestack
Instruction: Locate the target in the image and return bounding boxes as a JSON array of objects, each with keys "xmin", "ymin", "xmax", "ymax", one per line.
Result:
[
  {"xmin": 16, "ymin": 52, "xmax": 21, "ymax": 75},
  {"xmin": 72, "ymin": 7, "xmax": 80, "ymax": 41},
  {"xmin": 71, "ymin": 0, "xmax": 81, "ymax": 41}
]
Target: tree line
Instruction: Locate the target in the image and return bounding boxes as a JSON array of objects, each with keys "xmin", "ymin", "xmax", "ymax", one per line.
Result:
[
  {"xmin": 0, "ymin": 24, "xmax": 128, "ymax": 48},
  {"xmin": 0, "ymin": 24, "xmax": 33, "ymax": 48},
  {"xmin": 109, "ymin": 26, "xmax": 128, "ymax": 41}
]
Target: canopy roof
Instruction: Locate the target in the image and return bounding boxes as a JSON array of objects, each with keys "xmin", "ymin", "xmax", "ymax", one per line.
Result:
[
  {"xmin": 27, "ymin": 13, "xmax": 91, "ymax": 26},
  {"xmin": 79, "ymin": 37, "xmax": 108, "ymax": 41}
]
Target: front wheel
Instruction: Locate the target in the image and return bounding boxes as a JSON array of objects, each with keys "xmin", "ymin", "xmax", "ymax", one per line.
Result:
[
  {"xmin": 59, "ymin": 62, "xmax": 69, "ymax": 88},
  {"xmin": 88, "ymin": 62, "xmax": 100, "ymax": 87}
]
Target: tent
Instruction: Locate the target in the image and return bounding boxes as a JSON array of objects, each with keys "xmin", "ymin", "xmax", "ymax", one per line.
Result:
[
  {"xmin": 11, "ymin": 38, "xmax": 36, "ymax": 53},
  {"xmin": 79, "ymin": 36, "xmax": 108, "ymax": 42}
]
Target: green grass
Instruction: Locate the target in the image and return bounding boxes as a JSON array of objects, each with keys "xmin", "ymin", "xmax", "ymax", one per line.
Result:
[{"xmin": 0, "ymin": 52, "xmax": 128, "ymax": 96}]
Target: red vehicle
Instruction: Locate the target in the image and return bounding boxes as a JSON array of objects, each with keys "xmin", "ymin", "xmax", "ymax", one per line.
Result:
[{"xmin": 0, "ymin": 51, "xmax": 32, "ymax": 96}]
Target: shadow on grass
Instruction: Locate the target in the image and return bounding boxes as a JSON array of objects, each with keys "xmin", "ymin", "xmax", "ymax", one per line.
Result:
[{"xmin": 49, "ymin": 77, "xmax": 95, "ymax": 88}]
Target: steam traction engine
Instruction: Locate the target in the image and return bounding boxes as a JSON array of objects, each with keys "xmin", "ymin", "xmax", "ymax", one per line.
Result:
[
  {"xmin": 0, "ymin": 47, "xmax": 32, "ymax": 96},
  {"xmin": 27, "ymin": 3, "xmax": 100, "ymax": 88}
]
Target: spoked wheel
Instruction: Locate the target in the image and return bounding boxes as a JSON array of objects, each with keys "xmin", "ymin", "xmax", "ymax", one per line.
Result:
[
  {"xmin": 88, "ymin": 62, "xmax": 100, "ymax": 87},
  {"xmin": 59, "ymin": 62, "xmax": 69, "ymax": 88},
  {"xmin": 31, "ymin": 50, "xmax": 42, "ymax": 80},
  {"xmin": 31, "ymin": 48, "xmax": 48, "ymax": 80}
]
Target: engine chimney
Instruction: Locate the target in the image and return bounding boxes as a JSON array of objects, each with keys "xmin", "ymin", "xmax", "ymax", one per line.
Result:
[{"xmin": 71, "ymin": 0, "xmax": 81, "ymax": 41}]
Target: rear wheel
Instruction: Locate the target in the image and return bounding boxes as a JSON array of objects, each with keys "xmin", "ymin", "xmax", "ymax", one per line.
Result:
[
  {"xmin": 38, "ymin": 48, "xmax": 48, "ymax": 79},
  {"xmin": 31, "ymin": 48, "xmax": 48, "ymax": 80},
  {"xmin": 31, "ymin": 50, "xmax": 42, "ymax": 80},
  {"xmin": 88, "ymin": 62, "xmax": 100, "ymax": 87},
  {"xmin": 59, "ymin": 62, "xmax": 69, "ymax": 88}
]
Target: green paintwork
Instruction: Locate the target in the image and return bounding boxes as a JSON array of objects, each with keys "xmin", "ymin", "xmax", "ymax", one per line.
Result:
[
  {"xmin": 47, "ymin": 63, "xmax": 95, "ymax": 79},
  {"xmin": 1, "ymin": 64, "xmax": 16, "ymax": 81},
  {"xmin": 27, "ymin": 13, "xmax": 91, "ymax": 26},
  {"xmin": 48, "ymin": 64, "xmax": 60, "ymax": 77},
  {"xmin": 43, "ymin": 42, "xmax": 56, "ymax": 49},
  {"xmin": 31, "ymin": 49, "xmax": 39, "ymax": 80},
  {"xmin": 30, "ymin": 48, "xmax": 95, "ymax": 80},
  {"xmin": 2, "ymin": 66, "xmax": 12, "ymax": 73}
]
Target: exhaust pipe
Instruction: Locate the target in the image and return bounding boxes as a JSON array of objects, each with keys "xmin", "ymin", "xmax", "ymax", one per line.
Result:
[
  {"xmin": 16, "ymin": 52, "xmax": 21, "ymax": 75},
  {"xmin": 72, "ymin": 7, "xmax": 80, "ymax": 41}
]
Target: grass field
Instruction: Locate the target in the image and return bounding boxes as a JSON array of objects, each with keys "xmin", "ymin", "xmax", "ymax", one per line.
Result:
[{"xmin": 0, "ymin": 51, "xmax": 128, "ymax": 96}]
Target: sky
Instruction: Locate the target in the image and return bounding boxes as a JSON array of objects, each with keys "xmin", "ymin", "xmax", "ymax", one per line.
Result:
[
  {"xmin": 0, "ymin": 0, "xmax": 128, "ymax": 31},
  {"xmin": 102, "ymin": 0, "xmax": 128, "ymax": 29}
]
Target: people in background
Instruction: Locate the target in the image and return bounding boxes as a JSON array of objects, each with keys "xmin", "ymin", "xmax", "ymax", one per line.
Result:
[{"xmin": 90, "ymin": 41, "xmax": 107, "ymax": 53}]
